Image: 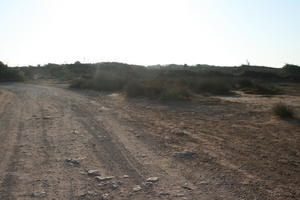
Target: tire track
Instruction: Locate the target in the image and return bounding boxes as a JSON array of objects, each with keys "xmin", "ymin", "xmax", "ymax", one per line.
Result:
[
  {"xmin": 0, "ymin": 94, "xmax": 17, "ymax": 167},
  {"xmin": 71, "ymin": 104, "xmax": 147, "ymax": 183},
  {"xmin": 35, "ymin": 96, "xmax": 76, "ymax": 200},
  {"xmin": 0, "ymin": 106, "xmax": 24, "ymax": 200}
]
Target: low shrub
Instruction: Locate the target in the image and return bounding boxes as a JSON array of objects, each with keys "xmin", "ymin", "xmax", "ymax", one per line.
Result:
[
  {"xmin": 272, "ymin": 103, "xmax": 295, "ymax": 119},
  {"xmin": 124, "ymin": 81, "xmax": 145, "ymax": 97},
  {"xmin": 242, "ymin": 84, "xmax": 281, "ymax": 95},
  {"xmin": 236, "ymin": 79, "xmax": 253, "ymax": 88},
  {"xmin": 159, "ymin": 86, "xmax": 192, "ymax": 101},
  {"xmin": 125, "ymin": 80, "xmax": 191, "ymax": 101},
  {"xmin": 70, "ymin": 70, "xmax": 129, "ymax": 92},
  {"xmin": 190, "ymin": 79, "xmax": 232, "ymax": 95}
]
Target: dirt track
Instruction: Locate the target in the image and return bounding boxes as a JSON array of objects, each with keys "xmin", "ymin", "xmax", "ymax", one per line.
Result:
[{"xmin": 0, "ymin": 83, "xmax": 299, "ymax": 200}]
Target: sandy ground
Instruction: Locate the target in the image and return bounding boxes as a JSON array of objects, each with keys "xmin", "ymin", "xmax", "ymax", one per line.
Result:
[{"xmin": 0, "ymin": 83, "xmax": 299, "ymax": 200}]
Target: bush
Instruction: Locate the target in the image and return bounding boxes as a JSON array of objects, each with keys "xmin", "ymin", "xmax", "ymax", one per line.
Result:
[
  {"xmin": 0, "ymin": 61, "xmax": 25, "ymax": 82},
  {"xmin": 125, "ymin": 80, "xmax": 191, "ymax": 101},
  {"xmin": 272, "ymin": 103, "xmax": 295, "ymax": 119},
  {"xmin": 242, "ymin": 84, "xmax": 281, "ymax": 95},
  {"xmin": 159, "ymin": 86, "xmax": 192, "ymax": 101},
  {"xmin": 236, "ymin": 79, "xmax": 253, "ymax": 88},
  {"xmin": 190, "ymin": 79, "xmax": 232, "ymax": 95},
  {"xmin": 124, "ymin": 81, "xmax": 145, "ymax": 97},
  {"xmin": 70, "ymin": 70, "xmax": 129, "ymax": 91},
  {"xmin": 69, "ymin": 78, "xmax": 86, "ymax": 89}
]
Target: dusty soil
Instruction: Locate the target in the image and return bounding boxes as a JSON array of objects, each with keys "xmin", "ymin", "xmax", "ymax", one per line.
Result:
[{"xmin": 0, "ymin": 83, "xmax": 299, "ymax": 200}]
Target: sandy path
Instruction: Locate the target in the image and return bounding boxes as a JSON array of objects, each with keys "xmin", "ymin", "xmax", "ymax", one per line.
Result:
[{"xmin": 0, "ymin": 83, "xmax": 206, "ymax": 200}]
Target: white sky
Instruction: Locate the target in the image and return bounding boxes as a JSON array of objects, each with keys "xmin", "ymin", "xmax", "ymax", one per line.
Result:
[{"xmin": 0, "ymin": 0, "xmax": 299, "ymax": 67}]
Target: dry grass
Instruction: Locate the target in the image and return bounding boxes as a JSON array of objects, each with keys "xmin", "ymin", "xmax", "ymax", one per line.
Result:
[{"xmin": 272, "ymin": 103, "xmax": 295, "ymax": 119}]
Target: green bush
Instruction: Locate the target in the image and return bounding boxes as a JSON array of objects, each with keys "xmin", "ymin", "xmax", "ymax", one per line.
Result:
[{"xmin": 272, "ymin": 103, "xmax": 295, "ymax": 119}]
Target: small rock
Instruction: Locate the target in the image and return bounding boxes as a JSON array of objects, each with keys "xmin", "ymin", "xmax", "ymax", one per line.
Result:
[
  {"xmin": 172, "ymin": 150, "xmax": 196, "ymax": 158},
  {"xmin": 146, "ymin": 177, "xmax": 159, "ymax": 182},
  {"xmin": 111, "ymin": 180, "xmax": 119, "ymax": 190},
  {"xmin": 159, "ymin": 191, "xmax": 170, "ymax": 196},
  {"xmin": 87, "ymin": 191, "xmax": 98, "ymax": 196},
  {"xmin": 31, "ymin": 192, "xmax": 47, "ymax": 198},
  {"xmin": 123, "ymin": 175, "xmax": 129, "ymax": 178},
  {"xmin": 87, "ymin": 170, "xmax": 100, "ymax": 176},
  {"xmin": 142, "ymin": 181, "xmax": 153, "ymax": 187},
  {"xmin": 65, "ymin": 158, "xmax": 80, "ymax": 166},
  {"xmin": 175, "ymin": 193, "xmax": 185, "ymax": 197},
  {"xmin": 95, "ymin": 176, "xmax": 114, "ymax": 182},
  {"xmin": 101, "ymin": 193, "xmax": 109, "ymax": 200},
  {"xmin": 181, "ymin": 183, "xmax": 192, "ymax": 190},
  {"xmin": 175, "ymin": 131, "xmax": 188, "ymax": 136},
  {"xmin": 132, "ymin": 185, "xmax": 142, "ymax": 192}
]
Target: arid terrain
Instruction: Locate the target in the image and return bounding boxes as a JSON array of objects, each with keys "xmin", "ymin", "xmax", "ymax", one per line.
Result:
[{"xmin": 0, "ymin": 83, "xmax": 299, "ymax": 200}]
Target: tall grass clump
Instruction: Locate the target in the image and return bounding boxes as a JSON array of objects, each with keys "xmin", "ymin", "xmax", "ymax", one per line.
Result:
[{"xmin": 272, "ymin": 103, "xmax": 295, "ymax": 119}]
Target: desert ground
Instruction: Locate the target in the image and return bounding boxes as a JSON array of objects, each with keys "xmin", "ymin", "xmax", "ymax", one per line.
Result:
[{"xmin": 0, "ymin": 82, "xmax": 299, "ymax": 200}]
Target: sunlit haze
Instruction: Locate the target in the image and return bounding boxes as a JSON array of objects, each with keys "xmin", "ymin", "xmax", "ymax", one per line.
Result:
[{"xmin": 1, "ymin": 0, "xmax": 299, "ymax": 67}]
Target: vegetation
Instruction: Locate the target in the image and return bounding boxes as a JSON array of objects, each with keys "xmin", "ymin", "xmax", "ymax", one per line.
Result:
[
  {"xmin": 124, "ymin": 80, "xmax": 192, "ymax": 100},
  {"xmin": 241, "ymin": 84, "xmax": 281, "ymax": 95},
  {"xmin": 272, "ymin": 103, "xmax": 295, "ymax": 119},
  {"xmin": 1, "ymin": 61, "xmax": 298, "ymax": 101},
  {"xmin": 0, "ymin": 61, "xmax": 24, "ymax": 82}
]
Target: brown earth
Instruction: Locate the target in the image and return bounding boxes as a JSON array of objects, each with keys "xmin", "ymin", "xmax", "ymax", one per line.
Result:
[{"xmin": 0, "ymin": 83, "xmax": 299, "ymax": 200}]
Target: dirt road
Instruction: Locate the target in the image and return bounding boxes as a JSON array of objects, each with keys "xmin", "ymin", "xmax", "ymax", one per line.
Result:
[{"xmin": 0, "ymin": 83, "xmax": 299, "ymax": 200}]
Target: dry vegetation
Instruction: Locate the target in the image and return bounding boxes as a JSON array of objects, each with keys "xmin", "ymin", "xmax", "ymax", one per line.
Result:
[{"xmin": 273, "ymin": 103, "xmax": 295, "ymax": 119}]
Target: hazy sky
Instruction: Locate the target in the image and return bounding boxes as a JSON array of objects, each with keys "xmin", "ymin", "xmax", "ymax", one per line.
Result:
[{"xmin": 0, "ymin": 0, "xmax": 299, "ymax": 67}]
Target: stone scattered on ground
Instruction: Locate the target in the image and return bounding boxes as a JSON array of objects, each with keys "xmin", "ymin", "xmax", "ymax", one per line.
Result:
[
  {"xmin": 65, "ymin": 158, "xmax": 80, "ymax": 166},
  {"xmin": 174, "ymin": 193, "xmax": 185, "ymax": 197},
  {"xmin": 87, "ymin": 170, "xmax": 100, "ymax": 176},
  {"xmin": 142, "ymin": 181, "xmax": 153, "ymax": 187},
  {"xmin": 146, "ymin": 177, "xmax": 159, "ymax": 182},
  {"xmin": 111, "ymin": 180, "xmax": 120, "ymax": 190},
  {"xmin": 181, "ymin": 183, "xmax": 193, "ymax": 190},
  {"xmin": 123, "ymin": 175, "xmax": 129, "ymax": 178},
  {"xmin": 101, "ymin": 193, "xmax": 109, "ymax": 200},
  {"xmin": 86, "ymin": 191, "xmax": 98, "ymax": 196},
  {"xmin": 31, "ymin": 192, "xmax": 47, "ymax": 198},
  {"xmin": 159, "ymin": 191, "xmax": 170, "ymax": 196},
  {"xmin": 174, "ymin": 131, "xmax": 188, "ymax": 137},
  {"xmin": 132, "ymin": 185, "xmax": 142, "ymax": 192},
  {"xmin": 172, "ymin": 150, "xmax": 196, "ymax": 158},
  {"xmin": 96, "ymin": 176, "xmax": 114, "ymax": 182}
]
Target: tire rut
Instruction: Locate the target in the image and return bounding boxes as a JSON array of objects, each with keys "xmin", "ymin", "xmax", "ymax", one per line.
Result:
[
  {"xmin": 0, "ymin": 107, "xmax": 25, "ymax": 200},
  {"xmin": 71, "ymin": 104, "xmax": 148, "ymax": 183}
]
